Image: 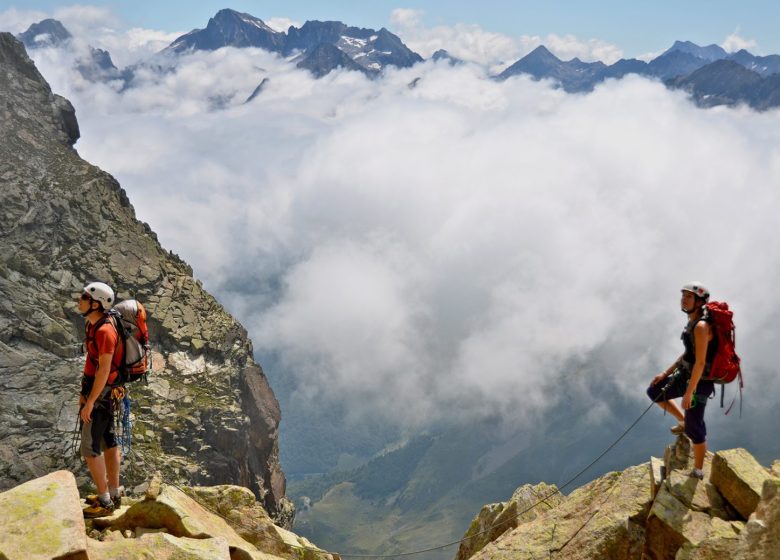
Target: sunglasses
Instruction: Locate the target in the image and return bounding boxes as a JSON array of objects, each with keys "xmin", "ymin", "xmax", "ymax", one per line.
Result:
[{"xmin": 80, "ymin": 293, "xmax": 92, "ymax": 301}]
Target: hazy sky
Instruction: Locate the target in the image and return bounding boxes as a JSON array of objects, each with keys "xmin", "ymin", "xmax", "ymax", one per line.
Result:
[{"xmin": 1, "ymin": 0, "xmax": 778, "ymax": 61}]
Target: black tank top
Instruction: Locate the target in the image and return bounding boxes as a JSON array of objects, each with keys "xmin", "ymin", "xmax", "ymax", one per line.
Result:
[{"xmin": 681, "ymin": 316, "xmax": 718, "ymax": 371}]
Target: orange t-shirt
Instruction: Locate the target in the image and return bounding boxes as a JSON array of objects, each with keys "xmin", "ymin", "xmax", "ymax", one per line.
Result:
[{"xmin": 84, "ymin": 318, "xmax": 122, "ymax": 385}]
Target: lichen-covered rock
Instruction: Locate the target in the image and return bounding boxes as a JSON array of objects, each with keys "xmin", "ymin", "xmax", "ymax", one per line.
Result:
[
  {"xmin": 470, "ymin": 464, "xmax": 652, "ymax": 560},
  {"xmin": 0, "ymin": 470, "xmax": 87, "ymax": 560},
  {"xmin": 664, "ymin": 469, "xmax": 734, "ymax": 520},
  {"xmin": 710, "ymin": 448, "xmax": 777, "ymax": 519},
  {"xmin": 183, "ymin": 484, "xmax": 334, "ymax": 560},
  {"xmin": 107, "ymin": 484, "xmax": 265, "ymax": 556},
  {"xmin": 644, "ymin": 482, "xmax": 741, "ymax": 560},
  {"xmin": 87, "ymin": 532, "xmax": 232, "ymax": 560},
  {"xmin": 456, "ymin": 482, "xmax": 561, "ymax": 560},
  {"xmin": 737, "ymin": 478, "xmax": 780, "ymax": 559},
  {"xmin": 0, "ymin": 472, "xmax": 330, "ymax": 560},
  {"xmin": 0, "ymin": 32, "xmax": 289, "ymax": 522},
  {"xmin": 678, "ymin": 477, "xmax": 780, "ymax": 559}
]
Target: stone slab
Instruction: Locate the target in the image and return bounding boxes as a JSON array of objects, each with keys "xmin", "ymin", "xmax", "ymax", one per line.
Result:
[{"xmin": 0, "ymin": 470, "xmax": 88, "ymax": 560}]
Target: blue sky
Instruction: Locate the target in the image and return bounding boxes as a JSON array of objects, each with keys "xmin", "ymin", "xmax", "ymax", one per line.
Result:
[{"xmin": 2, "ymin": 0, "xmax": 778, "ymax": 58}]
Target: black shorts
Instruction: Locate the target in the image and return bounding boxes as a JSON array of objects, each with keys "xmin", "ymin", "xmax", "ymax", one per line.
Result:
[
  {"xmin": 80, "ymin": 400, "xmax": 117, "ymax": 458},
  {"xmin": 647, "ymin": 369, "xmax": 715, "ymax": 445}
]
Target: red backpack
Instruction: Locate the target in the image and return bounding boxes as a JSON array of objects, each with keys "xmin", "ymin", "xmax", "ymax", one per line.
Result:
[{"xmin": 703, "ymin": 301, "xmax": 743, "ymax": 413}]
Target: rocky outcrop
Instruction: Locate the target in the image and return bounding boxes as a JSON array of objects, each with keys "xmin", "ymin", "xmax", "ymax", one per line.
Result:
[
  {"xmin": 0, "ymin": 471, "xmax": 334, "ymax": 560},
  {"xmin": 456, "ymin": 482, "xmax": 562, "ymax": 560},
  {"xmin": 462, "ymin": 438, "xmax": 779, "ymax": 560},
  {"xmin": 468, "ymin": 463, "xmax": 652, "ymax": 559},
  {"xmin": 710, "ymin": 448, "xmax": 771, "ymax": 519},
  {"xmin": 0, "ymin": 33, "xmax": 289, "ymax": 521}
]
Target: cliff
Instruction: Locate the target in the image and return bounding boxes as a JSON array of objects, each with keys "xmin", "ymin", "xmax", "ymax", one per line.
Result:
[
  {"xmin": 0, "ymin": 32, "xmax": 290, "ymax": 523},
  {"xmin": 458, "ymin": 437, "xmax": 780, "ymax": 559}
]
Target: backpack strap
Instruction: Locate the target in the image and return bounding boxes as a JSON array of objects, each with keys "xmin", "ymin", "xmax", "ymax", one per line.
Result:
[{"xmin": 84, "ymin": 312, "xmax": 124, "ymax": 381}]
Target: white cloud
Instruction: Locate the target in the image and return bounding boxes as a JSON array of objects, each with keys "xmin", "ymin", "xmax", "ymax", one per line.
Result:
[
  {"xmin": 52, "ymin": 4, "xmax": 119, "ymax": 37},
  {"xmin": 0, "ymin": 7, "xmax": 48, "ymax": 34},
  {"xmin": 389, "ymin": 8, "xmax": 425, "ymax": 29},
  {"xmin": 0, "ymin": 4, "xmax": 180, "ymax": 67},
  {"xmin": 636, "ymin": 50, "xmax": 662, "ymax": 62},
  {"xmin": 29, "ymin": 35, "xmax": 780, "ymax": 433},
  {"xmin": 541, "ymin": 33, "xmax": 623, "ymax": 64},
  {"xmin": 721, "ymin": 29, "xmax": 759, "ymax": 53},
  {"xmin": 389, "ymin": 9, "xmax": 623, "ymax": 70},
  {"xmin": 265, "ymin": 17, "xmax": 301, "ymax": 33}
]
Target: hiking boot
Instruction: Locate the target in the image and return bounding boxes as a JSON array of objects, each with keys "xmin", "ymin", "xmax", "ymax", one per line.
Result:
[
  {"xmin": 83, "ymin": 497, "xmax": 115, "ymax": 518},
  {"xmin": 86, "ymin": 494, "xmax": 122, "ymax": 509},
  {"xmin": 690, "ymin": 468, "xmax": 704, "ymax": 480},
  {"xmin": 670, "ymin": 422, "xmax": 685, "ymax": 435}
]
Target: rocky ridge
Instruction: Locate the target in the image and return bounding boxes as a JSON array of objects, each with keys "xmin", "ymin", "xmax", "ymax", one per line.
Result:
[
  {"xmin": 459, "ymin": 439, "xmax": 780, "ymax": 559},
  {"xmin": 0, "ymin": 470, "xmax": 334, "ymax": 560},
  {"xmin": 0, "ymin": 32, "xmax": 291, "ymax": 523}
]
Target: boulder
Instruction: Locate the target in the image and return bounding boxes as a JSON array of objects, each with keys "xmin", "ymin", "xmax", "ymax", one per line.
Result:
[
  {"xmin": 107, "ymin": 483, "xmax": 280, "ymax": 560},
  {"xmin": 710, "ymin": 448, "xmax": 777, "ymax": 519},
  {"xmin": 664, "ymin": 470, "xmax": 734, "ymax": 520},
  {"xmin": 0, "ymin": 470, "xmax": 88, "ymax": 560},
  {"xmin": 456, "ymin": 482, "xmax": 561, "ymax": 560},
  {"xmin": 678, "ymin": 477, "xmax": 780, "ymax": 559},
  {"xmin": 87, "ymin": 532, "xmax": 232, "ymax": 560},
  {"xmin": 675, "ymin": 533, "xmax": 742, "ymax": 560},
  {"xmin": 644, "ymin": 483, "xmax": 741, "ymax": 559},
  {"xmin": 183, "ymin": 485, "xmax": 334, "ymax": 560},
  {"xmin": 470, "ymin": 464, "xmax": 652, "ymax": 560},
  {"xmin": 737, "ymin": 477, "xmax": 780, "ymax": 558}
]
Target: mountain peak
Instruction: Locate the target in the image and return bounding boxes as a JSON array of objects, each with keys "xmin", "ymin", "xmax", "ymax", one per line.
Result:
[
  {"xmin": 166, "ymin": 8, "xmax": 284, "ymax": 53},
  {"xmin": 664, "ymin": 40, "xmax": 727, "ymax": 62},
  {"xmin": 17, "ymin": 18, "xmax": 72, "ymax": 49},
  {"xmin": 527, "ymin": 45, "xmax": 558, "ymax": 60}
]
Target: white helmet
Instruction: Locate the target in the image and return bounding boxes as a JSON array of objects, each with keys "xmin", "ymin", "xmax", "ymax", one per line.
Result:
[
  {"xmin": 83, "ymin": 281, "xmax": 115, "ymax": 309},
  {"xmin": 681, "ymin": 282, "xmax": 709, "ymax": 301}
]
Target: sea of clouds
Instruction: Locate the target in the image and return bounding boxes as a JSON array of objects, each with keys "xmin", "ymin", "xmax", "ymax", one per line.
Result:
[{"xmin": 3, "ymin": 7, "xmax": 779, "ymax": 435}]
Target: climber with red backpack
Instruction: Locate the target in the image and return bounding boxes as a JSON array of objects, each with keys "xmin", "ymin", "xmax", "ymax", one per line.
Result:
[
  {"xmin": 77, "ymin": 281, "xmax": 151, "ymax": 517},
  {"xmin": 78, "ymin": 281, "xmax": 124, "ymax": 517},
  {"xmin": 647, "ymin": 282, "xmax": 742, "ymax": 480}
]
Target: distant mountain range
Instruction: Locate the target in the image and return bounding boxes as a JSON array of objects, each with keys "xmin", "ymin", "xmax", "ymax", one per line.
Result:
[
  {"xmin": 499, "ymin": 39, "xmax": 780, "ymax": 104},
  {"xmin": 13, "ymin": 10, "xmax": 780, "ymax": 110},
  {"xmin": 16, "ymin": 17, "xmax": 120, "ymax": 82},
  {"xmin": 164, "ymin": 9, "xmax": 421, "ymax": 78}
]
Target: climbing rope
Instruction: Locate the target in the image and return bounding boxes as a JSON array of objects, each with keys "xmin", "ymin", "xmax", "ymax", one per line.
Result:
[{"xmin": 95, "ymin": 375, "xmax": 678, "ymax": 559}]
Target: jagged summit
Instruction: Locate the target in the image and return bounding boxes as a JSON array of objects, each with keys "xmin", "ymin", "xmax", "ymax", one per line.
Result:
[
  {"xmin": 499, "ymin": 45, "xmax": 606, "ymax": 92},
  {"xmin": 162, "ymin": 9, "xmax": 421, "ymax": 76},
  {"xmin": 663, "ymin": 40, "xmax": 728, "ymax": 62},
  {"xmin": 166, "ymin": 8, "xmax": 285, "ymax": 53},
  {"xmin": 17, "ymin": 18, "xmax": 71, "ymax": 48}
]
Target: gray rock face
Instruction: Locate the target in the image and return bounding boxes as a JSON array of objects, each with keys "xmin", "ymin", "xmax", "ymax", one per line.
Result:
[
  {"xmin": 296, "ymin": 42, "xmax": 373, "ymax": 78},
  {"xmin": 0, "ymin": 33, "xmax": 290, "ymax": 523}
]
